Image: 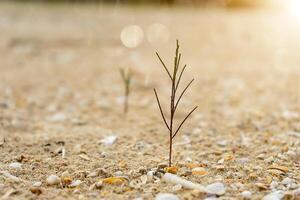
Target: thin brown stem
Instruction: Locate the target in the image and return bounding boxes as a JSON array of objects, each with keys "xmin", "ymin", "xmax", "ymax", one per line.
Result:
[
  {"xmin": 172, "ymin": 106, "xmax": 198, "ymax": 139},
  {"xmin": 156, "ymin": 52, "xmax": 172, "ymax": 81},
  {"xmin": 175, "ymin": 64, "xmax": 186, "ymax": 92},
  {"xmin": 154, "ymin": 89, "xmax": 170, "ymax": 131},
  {"xmin": 169, "ymin": 134, "xmax": 172, "ymax": 167}
]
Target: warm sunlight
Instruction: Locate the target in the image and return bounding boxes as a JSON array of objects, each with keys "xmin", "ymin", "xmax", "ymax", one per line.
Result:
[{"xmin": 287, "ymin": 0, "xmax": 300, "ymax": 19}]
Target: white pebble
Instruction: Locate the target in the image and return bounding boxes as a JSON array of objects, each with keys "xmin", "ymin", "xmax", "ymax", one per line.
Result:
[
  {"xmin": 47, "ymin": 112, "xmax": 66, "ymax": 122},
  {"xmin": 270, "ymin": 181, "xmax": 278, "ymax": 190},
  {"xmin": 162, "ymin": 173, "xmax": 206, "ymax": 192},
  {"xmin": 204, "ymin": 198, "xmax": 218, "ymax": 200},
  {"xmin": 87, "ymin": 171, "xmax": 98, "ymax": 178},
  {"xmin": 155, "ymin": 193, "xmax": 180, "ymax": 200},
  {"xmin": 185, "ymin": 157, "xmax": 192, "ymax": 162},
  {"xmin": 172, "ymin": 184, "xmax": 182, "ymax": 191},
  {"xmin": 73, "ymin": 189, "xmax": 80, "ymax": 194},
  {"xmin": 282, "ymin": 177, "xmax": 294, "ymax": 186},
  {"xmin": 100, "ymin": 135, "xmax": 117, "ymax": 146},
  {"xmin": 241, "ymin": 191, "xmax": 252, "ymax": 199},
  {"xmin": 206, "ymin": 182, "xmax": 226, "ymax": 196},
  {"xmin": 115, "ymin": 171, "xmax": 123, "ymax": 176},
  {"xmin": 9, "ymin": 162, "xmax": 22, "ymax": 169},
  {"xmin": 46, "ymin": 175, "xmax": 60, "ymax": 185},
  {"xmin": 287, "ymin": 131, "xmax": 300, "ymax": 138},
  {"xmin": 217, "ymin": 140, "xmax": 227, "ymax": 147},
  {"xmin": 294, "ymin": 188, "xmax": 300, "ymax": 195},
  {"xmin": 69, "ymin": 180, "xmax": 82, "ymax": 188},
  {"xmin": 32, "ymin": 181, "xmax": 42, "ymax": 187},
  {"xmin": 1, "ymin": 171, "xmax": 21, "ymax": 182},
  {"xmin": 147, "ymin": 170, "xmax": 154, "ymax": 181},
  {"xmin": 262, "ymin": 191, "xmax": 284, "ymax": 200},
  {"xmin": 282, "ymin": 110, "xmax": 299, "ymax": 120}
]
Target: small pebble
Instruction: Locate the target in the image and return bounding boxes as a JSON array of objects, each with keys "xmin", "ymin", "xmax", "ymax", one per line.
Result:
[
  {"xmin": 47, "ymin": 112, "xmax": 66, "ymax": 122},
  {"xmin": 30, "ymin": 187, "xmax": 42, "ymax": 195},
  {"xmin": 9, "ymin": 162, "xmax": 22, "ymax": 169},
  {"xmin": 185, "ymin": 157, "xmax": 192, "ymax": 162},
  {"xmin": 270, "ymin": 181, "xmax": 278, "ymax": 190},
  {"xmin": 147, "ymin": 170, "xmax": 154, "ymax": 181},
  {"xmin": 79, "ymin": 154, "xmax": 90, "ymax": 161},
  {"xmin": 87, "ymin": 171, "xmax": 98, "ymax": 178},
  {"xmin": 204, "ymin": 198, "xmax": 218, "ymax": 200},
  {"xmin": 155, "ymin": 193, "xmax": 180, "ymax": 200},
  {"xmin": 172, "ymin": 184, "xmax": 182, "ymax": 191},
  {"xmin": 256, "ymin": 154, "xmax": 265, "ymax": 159},
  {"xmin": 100, "ymin": 135, "xmax": 117, "ymax": 146},
  {"xmin": 46, "ymin": 175, "xmax": 60, "ymax": 185},
  {"xmin": 241, "ymin": 191, "xmax": 252, "ymax": 199},
  {"xmin": 217, "ymin": 140, "xmax": 227, "ymax": 147},
  {"xmin": 206, "ymin": 182, "xmax": 226, "ymax": 195},
  {"xmin": 262, "ymin": 191, "xmax": 284, "ymax": 200},
  {"xmin": 115, "ymin": 171, "xmax": 123, "ymax": 176},
  {"xmin": 141, "ymin": 175, "xmax": 147, "ymax": 184},
  {"xmin": 73, "ymin": 189, "xmax": 80, "ymax": 194},
  {"xmin": 282, "ymin": 177, "xmax": 294, "ymax": 186},
  {"xmin": 192, "ymin": 167, "xmax": 207, "ymax": 175},
  {"xmin": 1, "ymin": 171, "xmax": 21, "ymax": 182},
  {"xmin": 32, "ymin": 181, "xmax": 42, "ymax": 187},
  {"xmin": 69, "ymin": 180, "xmax": 82, "ymax": 188}
]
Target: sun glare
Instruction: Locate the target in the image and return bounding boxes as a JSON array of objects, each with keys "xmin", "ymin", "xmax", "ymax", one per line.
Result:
[{"xmin": 288, "ymin": 0, "xmax": 300, "ymax": 19}]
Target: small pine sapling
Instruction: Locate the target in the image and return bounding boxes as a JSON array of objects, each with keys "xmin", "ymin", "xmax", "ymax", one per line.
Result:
[
  {"xmin": 119, "ymin": 68, "xmax": 132, "ymax": 115},
  {"xmin": 154, "ymin": 40, "xmax": 198, "ymax": 167}
]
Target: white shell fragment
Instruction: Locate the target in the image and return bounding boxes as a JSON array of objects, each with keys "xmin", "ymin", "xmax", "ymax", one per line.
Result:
[
  {"xmin": 46, "ymin": 175, "xmax": 60, "ymax": 185},
  {"xmin": 87, "ymin": 171, "xmax": 98, "ymax": 178},
  {"xmin": 47, "ymin": 112, "xmax": 66, "ymax": 122},
  {"xmin": 79, "ymin": 154, "xmax": 90, "ymax": 161},
  {"xmin": 282, "ymin": 177, "xmax": 294, "ymax": 186},
  {"xmin": 9, "ymin": 162, "xmax": 22, "ymax": 169},
  {"xmin": 100, "ymin": 135, "xmax": 117, "ymax": 146},
  {"xmin": 241, "ymin": 191, "xmax": 252, "ymax": 199},
  {"xmin": 1, "ymin": 171, "xmax": 21, "ymax": 182},
  {"xmin": 61, "ymin": 147, "xmax": 66, "ymax": 159},
  {"xmin": 162, "ymin": 173, "xmax": 206, "ymax": 192},
  {"xmin": 155, "ymin": 193, "xmax": 180, "ymax": 200},
  {"xmin": 69, "ymin": 180, "xmax": 82, "ymax": 188},
  {"xmin": 32, "ymin": 181, "xmax": 42, "ymax": 187},
  {"xmin": 287, "ymin": 131, "xmax": 300, "ymax": 138},
  {"xmin": 262, "ymin": 191, "xmax": 284, "ymax": 200},
  {"xmin": 205, "ymin": 182, "xmax": 226, "ymax": 196}
]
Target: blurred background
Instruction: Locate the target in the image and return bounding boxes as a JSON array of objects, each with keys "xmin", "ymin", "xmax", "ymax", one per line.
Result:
[
  {"xmin": 0, "ymin": 0, "xmax": 299, "ymax": 122},
  {"xmin": 0, "ymin": 0, "xmax": 290, "ymax": 7}
]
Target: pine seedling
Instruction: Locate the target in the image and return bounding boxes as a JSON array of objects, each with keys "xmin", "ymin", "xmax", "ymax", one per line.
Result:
[
  {"xmin": 119, "ymin": 68, "xmax": 132, "ymax": 115},
  {"xmin": 154, "ymin": 40, "xmax": 198, "ymax": 167}
]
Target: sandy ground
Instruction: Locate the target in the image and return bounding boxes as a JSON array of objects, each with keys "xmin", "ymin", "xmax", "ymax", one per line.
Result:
[{"xmin": 0, "ymin": 2, "xmax": 300, "ymax": 200}]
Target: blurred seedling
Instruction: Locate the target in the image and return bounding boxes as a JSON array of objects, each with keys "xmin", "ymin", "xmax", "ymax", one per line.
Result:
[
  {"xmin": 119, "ymin": 68, "xmax": 133, "ymax": 115},
  {"xmin": 154, "ymin": 40, "xmax": 198, "ymax": 167}
]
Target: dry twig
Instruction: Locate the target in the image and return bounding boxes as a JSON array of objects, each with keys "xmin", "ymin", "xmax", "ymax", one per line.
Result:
[
  {"xmin": 119, "ymin": 68, "xmax": 133, "ymax": 115},
  {"xmin": 154, "ymin": 40, "xmax": 197, "ymax": 167}
]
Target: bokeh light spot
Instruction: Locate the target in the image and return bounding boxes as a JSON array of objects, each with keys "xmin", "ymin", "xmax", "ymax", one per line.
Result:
[{"xmin": 120, "ymin": 25, "xmax": 144, "ymax": 48}]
